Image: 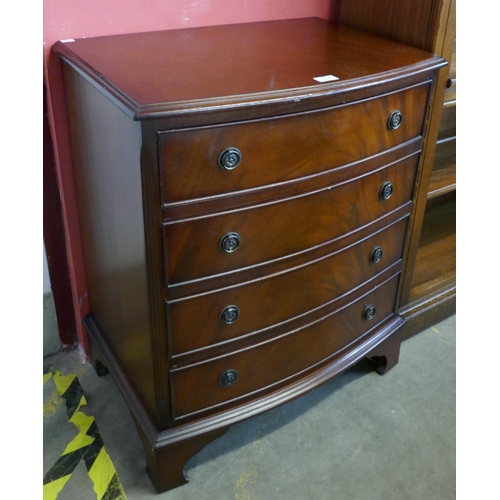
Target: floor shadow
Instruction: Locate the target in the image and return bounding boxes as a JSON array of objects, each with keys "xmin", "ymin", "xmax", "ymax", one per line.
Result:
[{"xmin": 186, "ymin": 357, "xmax": 379, "ymax": 471}]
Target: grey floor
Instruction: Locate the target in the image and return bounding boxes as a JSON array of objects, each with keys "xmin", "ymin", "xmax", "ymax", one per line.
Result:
[{"xmin": 43, "ymin": 315, "xmax": 455, "ymax": 500}]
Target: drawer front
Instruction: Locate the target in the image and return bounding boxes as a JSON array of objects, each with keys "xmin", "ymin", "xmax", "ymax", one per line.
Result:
[
  {"xmin": 168, "ymin": 217, "xmax": 408, "ymax": 357},
  {"xmin": 165, "ymin": 154, "xmax": 419, "ymax": 285},
  {"xmin": 159, "ymin": 82, "xmax": 430, "ymax": 204},
  {"xmin": 170, "ymin": 272, "xmax": 400, "ymax": 419}
]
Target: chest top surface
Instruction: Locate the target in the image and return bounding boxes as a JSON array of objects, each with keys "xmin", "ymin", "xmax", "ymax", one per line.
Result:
[{"xmin": 53, "ymin": 17, "xmax": 444, "ymax": 120}]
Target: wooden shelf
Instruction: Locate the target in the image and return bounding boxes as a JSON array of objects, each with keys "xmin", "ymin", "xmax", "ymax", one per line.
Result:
[
  {"xmin": 428, "ymin": 136, "xmax": 456, "ymax": 198},
  {"xmin": 437, "ymin": 101, "xmax": 456, "ymax": 141},
  {"xmin": 409, "ymin": 192, "xmax": 456, "ymax": 303}
]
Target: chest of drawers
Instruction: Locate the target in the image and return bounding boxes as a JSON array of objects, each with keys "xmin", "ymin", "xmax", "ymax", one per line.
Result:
[{"xmin": 53, "ymin": 18, "xmax": 445, "ymax": 492}]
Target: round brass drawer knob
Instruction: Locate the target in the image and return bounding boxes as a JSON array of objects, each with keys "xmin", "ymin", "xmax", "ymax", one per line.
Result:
[
  {"xmin": 370, "ymin": 246, "xmax": 383, "ymax": 264},
  {"xmin": 220, "ymin": 305, "xmax": 240, "ymax": 324},
  {"xmin": 219, "ymin": 232, "xmax": 241, "ymax": 253},
  {"xmin": 363, "ymin": 304, "xmax": 376, "ymax": 321},
  {"xmin": 219, "ymin": 369, "xmax": 238, "ymax": 387},
  {"xmin": 379, "ymin": 181, "xmax": 393, "ymax": 200},
  {"xmin": 218, "ymin": 147, "xmax": 242, "ymax": 170},
  {"xmin": 387, "ymin": 110, "xmax": 402, "ymax": 130}
]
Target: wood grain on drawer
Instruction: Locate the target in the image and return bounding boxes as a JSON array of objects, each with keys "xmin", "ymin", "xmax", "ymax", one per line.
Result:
[
  {"xmin": 159, "ymin": 82, "xmax": 430, "ymax": 204},
  {"xmin": 164, "ymin": 154, "xmax": 419, "ymax": 285},
  {"xmin": 168, "ymin": 217, "xmax": 408, "ymax": 358},
  {"xmin": 170, "ymin": 272, "xmax": 400, "ymax": 419}
]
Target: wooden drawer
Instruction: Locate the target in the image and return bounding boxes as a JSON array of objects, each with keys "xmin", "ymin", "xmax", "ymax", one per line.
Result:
[
  {"xmin": 165, "ymin": 153, "xmax": 419, "ymax": 285},
  {"xmin": 168, "ymin": 217, "xmax": 408, "ymax": 358},
  {"xmin": 159, "ymin": 82, "xmax": 430, "ymax": 204},
  {"xmin": 170, "ymin": 272, "xmax": 400, "ymax": 419}
]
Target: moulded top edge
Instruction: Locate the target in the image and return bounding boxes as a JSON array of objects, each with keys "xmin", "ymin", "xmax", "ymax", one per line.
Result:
[{"xmin": 53, "ymin": 18, "xmax": 446, "ymax": 121}]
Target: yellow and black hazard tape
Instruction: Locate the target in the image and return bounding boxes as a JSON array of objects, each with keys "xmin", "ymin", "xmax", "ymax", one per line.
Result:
[{"xmin": 43, "ymin": 365, "xmax": 127, "ymax": 500}]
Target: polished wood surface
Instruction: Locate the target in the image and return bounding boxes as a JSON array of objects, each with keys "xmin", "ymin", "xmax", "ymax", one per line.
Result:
[
  {"xmin": 137, "ymin": 424, "xmax": 229, "ymax": 493},
  {"xmin": 429, "ymin": 97, "xmax": 456, "ymax": 198},
  {"xmin": 428, "ymin": 138, "xmax": 456, "ymax": 198},
  {"xmin": 340, "ymin": 0, "xmax": 440, "ymax": 51},
  {"xmin": 171, "ymin": 272, "xmax": 401, "ymax": 419},
  {"xmin": 410, "ymin": 192, "xmax": 455, "ymax": 302},
  {"xmin": 399, "ymin": 289, "xmax": 455, "ymax": 341},
  {"xmin": 342, "ymin": 0, "xmax": 456, "ymax": 333},
  {"xmin": 162, "ymin": 140, "xmax": 422, "ymax": 223},
  {"xmin": 62, "ymin": 66, "xmax": 160, "ymax": 422},
  {"xmin": 400, "ymin": 0, "xmax": 456, "ymax": 320},
  {"xmin": 165, "ymin": 155, "xmax": 419, "ymax": 284},
  {"xmin": 167, "ymin": 204, "xmax": 413, "ymax": 301},
  {"xmin": 168, "ymin": 218, "xmax": 408, "ymax": 359},
  {"xmin": 438, "ymin": 101, "xmax": 456, "ymax": 141},
  {"xmin": 52, "ymin": 18, "xmax": 441, "ymax": 119},
  {"xmin": 444, "ymin": 40, "xmax": 456, "ymax": 102},
  {"xmin": 159, "ymin": 83, "xmax": 430, "ymax": 204},
  {"xmin": 54, "ymin": 17, "xmax": 443, "ymax": 492}
]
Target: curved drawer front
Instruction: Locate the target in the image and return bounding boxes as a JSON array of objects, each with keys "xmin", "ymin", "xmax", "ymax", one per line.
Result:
[
  {"xmin": 165, "ymin": 154, "xmax": 419, "ymax": 285},
  {"xmin": 170, "ymin": 272, "xmax": 400, "ymax": 419},
  {"xmin": 159, "ymin": 82, "xmax": 430, "ymax": 204},
  {"xmin": 168, "ymin": 217, "xmax": 408, "ymax": 358}
]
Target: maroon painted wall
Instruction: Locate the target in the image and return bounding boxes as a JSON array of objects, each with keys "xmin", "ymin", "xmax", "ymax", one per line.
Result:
[{"xmin": 43, "ymin": 0, "xmax": 341, "ymax": 353}]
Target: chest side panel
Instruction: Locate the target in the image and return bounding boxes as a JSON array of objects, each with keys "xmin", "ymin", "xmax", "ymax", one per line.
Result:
[{"xmin": 62, "ymin": 64, "xmax": 160, "ymax": 423}]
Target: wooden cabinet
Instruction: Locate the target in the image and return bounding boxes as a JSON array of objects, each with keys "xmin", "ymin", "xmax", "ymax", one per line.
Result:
[
  {"xmin": 340, "ymin": 0, "xmax": 456, "ymax": 337},
  {"xmin": 53, "ymin": 18, "xmax": 444, "ymax": 492}
]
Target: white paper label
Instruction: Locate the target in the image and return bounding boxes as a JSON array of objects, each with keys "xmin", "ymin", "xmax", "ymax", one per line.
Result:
[
  {"xmin": 313, "ymin": 75, "xmax": 339, "ymax": 83},
  {"xmin": 60, "ymin": 39, "xmax": 75, "ymax": 43}
]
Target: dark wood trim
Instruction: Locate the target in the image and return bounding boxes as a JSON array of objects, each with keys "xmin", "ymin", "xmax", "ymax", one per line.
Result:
[
  {"xmin": 52, "ymin": 20, "xmax": 445, "ymax": 123},
  {"xmin": 55, "ymin": 49, "xmax": 445, "ymax": 126},
  {"xmin": 399, "ymin": 285, "xmax": 455, "ymax": 340},
  {"xmin": 136, "ymin": 423, "xmax": 229, "ymax": 493},
  {"xmin": 140, "ymin": 121, "xmax": 173, "ymax": 429},
  {"xmin": 85, "ymin": 310, "xmax": 405, "ymax": 449},
  {"xmin": 43, "ymin": 82, "xmax": 77, "ymax": 347},
  {"xmin": 367, "ymin": 327, "xmax": 402, "ymax": 374}
]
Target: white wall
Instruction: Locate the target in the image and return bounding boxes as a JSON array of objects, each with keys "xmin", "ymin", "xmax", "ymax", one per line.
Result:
[
  {"xmin": 43, "ymin": 242, "xmax": 60, "ymax": 356},
  {"xmin": 43, "ymin": 243, "xmax": 51, "ymax": 294}
]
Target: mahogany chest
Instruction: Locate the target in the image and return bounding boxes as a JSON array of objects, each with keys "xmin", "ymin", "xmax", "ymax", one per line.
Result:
[{"xmin": 53, "ymin": 18, "xmax": 445, "ymax": 492}]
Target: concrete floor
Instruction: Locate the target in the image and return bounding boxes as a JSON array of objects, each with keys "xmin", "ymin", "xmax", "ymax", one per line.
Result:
[{"xmin": 43, "ymin": 315, "xmax": 455, "ymax": 500}]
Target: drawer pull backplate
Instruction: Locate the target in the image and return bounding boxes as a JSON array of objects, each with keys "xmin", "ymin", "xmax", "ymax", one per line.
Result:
[
  {"xmin": 219, "ymin": 370, "xmax": 239, "ymax": 387},
  {"xmin": 220, "ymin": 305, "xmax": 240, "ymax": 324},
  {"xmin": 218, "ymin": 147, "xmax": 242, "ymax": 170},
  {"xmin": 219, "ymin": 232, "xmax": 241, "ymax": 253},
  {"xmin": 370, "ymin": 246, "xmax": 383, "ymax": 264},
  {"xmin": 387, "ymin": 110, "xmax": 402, "ymax": 130},
  {"xmin": 379, "ymin": 181, "xmax": 393, "ymax": 200},
  {"xmin": 363, "ymin": 304, "xmax": 377, "ymax": 321}
]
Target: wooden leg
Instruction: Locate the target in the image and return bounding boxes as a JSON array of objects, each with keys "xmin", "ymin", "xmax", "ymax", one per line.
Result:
[
  {"xmin": 136, "ymin": 426, "xmax": 229, "ymax": 493},
  {"xmin": 367, "ymin": 330, "xmax": 402, "ymax": 375}
]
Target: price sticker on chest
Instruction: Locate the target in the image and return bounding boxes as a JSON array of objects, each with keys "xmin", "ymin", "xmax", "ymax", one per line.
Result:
[{"xmin": 313, "ymin": 74, "xmax": 339, "ymax": 83}]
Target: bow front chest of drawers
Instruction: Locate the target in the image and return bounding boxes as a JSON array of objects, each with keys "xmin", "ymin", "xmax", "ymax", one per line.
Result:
[{"xmin": 53, "ymin": 18, "xmax": 445, "ymax": 492}]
